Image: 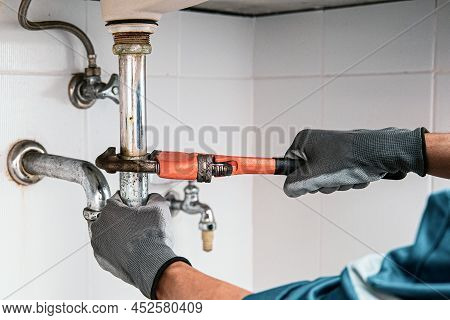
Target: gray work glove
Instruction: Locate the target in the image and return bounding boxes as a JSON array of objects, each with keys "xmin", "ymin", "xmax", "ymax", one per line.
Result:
[
  {"xmin": 90, "ymin": 192, "xmax": 190, "ymax": 299},
  {"xmin": 284, "ymin": 128, "xmax": 428, "ymax": 197}
]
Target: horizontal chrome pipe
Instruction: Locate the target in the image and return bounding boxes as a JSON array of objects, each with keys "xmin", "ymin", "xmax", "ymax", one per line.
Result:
[
  {"xmin": 23, "ymin": 152, "xmax": 111, "ymax": 219},
  {"xmin": 8, "ymin": 140, "xmax": 111, "ymax": 220}
]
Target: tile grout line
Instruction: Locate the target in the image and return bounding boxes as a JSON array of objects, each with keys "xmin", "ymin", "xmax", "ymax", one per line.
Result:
[
  {"xmin": 431, "ymin": 0, "xmax": 438, "ymax": 133},
  {"xmin": 6, "ymin": 69, "xmax": 450, "ymax": 79},
  {"xmin": 176, "ymin": 12, "xmax": 181, "ymax": 123},
  {"xmin": 253, "ymin": 70, "xmax": 434, "ymax": 80},
  {"xmin": 429, "ymin": 0, "xmax": 439, "ymax": 194},
  {"xmin": 318, "ymin": 7, "xmax": 326, "ymax": 277},
  {"xmin": 84, "ymin": 1, "xmax": 93, "ymax": 300},
  {"xmin": 250, "ymin": 15, "xmax": 257, "ymax": 291}
]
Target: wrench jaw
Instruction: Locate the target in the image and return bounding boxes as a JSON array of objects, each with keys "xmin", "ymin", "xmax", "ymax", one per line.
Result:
[{"xmin": 95, "ymin": 147, "xmax": 159, "ymax": 174}]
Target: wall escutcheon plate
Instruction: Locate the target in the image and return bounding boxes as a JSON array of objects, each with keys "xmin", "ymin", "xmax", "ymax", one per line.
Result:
[{"xmin": 7, "ymin": 140, "xmax": 46, "ymax": 185}]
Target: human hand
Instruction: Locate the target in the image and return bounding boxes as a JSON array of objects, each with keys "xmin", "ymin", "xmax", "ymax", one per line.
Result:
[
  {"xmin": 90, "ymin": 192, "xmax": 190, "ymax": 299},
  {"xmin": 283, "ymin": 128, "xmax": 427, "ymax": 197}
]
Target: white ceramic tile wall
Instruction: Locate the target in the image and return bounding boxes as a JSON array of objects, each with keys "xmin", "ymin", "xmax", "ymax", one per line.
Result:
[
  {"xmin": 436, "ymin": 0, "xmax": 450, "ymax": 72},
  {"xmin": 323, "ymin": 0, "xmax": 435, "ymax": 75},
  {"xmin": 433, "ymin": 74, "xmax": 450, "ymax": 193},
  {"xmin": 254, "ymin": 11, "xmax": 322, "ymax": 78},
  {"xmin": 1, "ymin": 0, "xmax": 254, "ymax": 299},
  {"xmin": 252, "ymin": 0, "xmax": 448, "ymax": 291},
  {"xmin": 0, "ymin": 74, "xmax": 89, "ymax": 299},
  {"xmin": 251, "ymin": 77, "xmax": 324, "ymax": 291},
  {"xmin": 0, "ymin": 0, "xmax": 86, "ymax": 74},
  {"xmin": 179, "ymin": 12, "xmax": 254, "ymax": 78},
  {"xmin": 1, "ymin": 0, "xmax": 448, "ymax": 299},
  {"xmin": 0, "ymin": 0, "xmax": 93, "ymax": 299}
]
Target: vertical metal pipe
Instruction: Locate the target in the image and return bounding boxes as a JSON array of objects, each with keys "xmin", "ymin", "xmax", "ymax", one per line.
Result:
[
  {"xmin": 118, "ymin": 53, "xmax": 148, "ymax": 207},
  {"xmin": 119, "ymin": 54, "xmax": 147, "ymax": 158},
  {"xmin": 114, "ymin": 35, "xmax": 151, "ymax": 207}
]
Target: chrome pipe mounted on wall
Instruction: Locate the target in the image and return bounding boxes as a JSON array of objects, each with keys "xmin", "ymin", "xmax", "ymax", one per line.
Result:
[
  {"xmin": 7, "ymin": 140, "xmax": 111, "ymax": 221},
  {"xmin": 113, "ymin": 33, "xmax": 152, "ymax": 207}
]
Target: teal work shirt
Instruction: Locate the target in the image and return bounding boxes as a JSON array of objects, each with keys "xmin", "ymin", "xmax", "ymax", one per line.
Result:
[{"xmin": 245, "ymin": 189, "xmax": 450, "ymax": 300}]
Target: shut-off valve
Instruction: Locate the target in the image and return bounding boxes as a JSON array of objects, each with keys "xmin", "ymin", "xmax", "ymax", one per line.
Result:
[{"xmin": 18, "ymin": 0, "xmax": 120, "ymax": 109}]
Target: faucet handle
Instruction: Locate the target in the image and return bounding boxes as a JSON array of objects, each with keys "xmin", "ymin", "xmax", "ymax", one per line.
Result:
[
  {"xmin": 97, "ymin": 73, "xmax": 119, "ymax": 104},
  {"xmin": 164, "ymin": 190, "xmax": 181, "ymax": 217}
]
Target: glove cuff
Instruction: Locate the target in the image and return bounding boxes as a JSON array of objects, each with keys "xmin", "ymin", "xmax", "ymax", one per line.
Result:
[
  {"xmin": 354, "ymin": 127, "xmax": 428, "ymax": 177},
  {"xmin": 406, "ymin": 127, "xmax": 428, "ymax": 177},
  {"xmin": 420, "ymin": 127, "xmax": 429, "ymax": 177},
  {"xmin": 150, "ymin": 256, "xmax": 191, "ymax": 300}
]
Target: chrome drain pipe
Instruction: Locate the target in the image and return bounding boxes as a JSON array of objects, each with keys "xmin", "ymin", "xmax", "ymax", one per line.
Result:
[
  {"xmin": 7, "ymin": 140, "xmax": 111, "ymax": 221},
  {"xmin": 113, "ymin": 32, "xmax": 151, "ymax": 207}
]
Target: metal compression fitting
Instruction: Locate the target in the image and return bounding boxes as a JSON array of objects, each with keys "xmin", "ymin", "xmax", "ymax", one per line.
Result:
[{"xmin": 113, "ymin": 32, "xmax": 152, "ymax": 207}]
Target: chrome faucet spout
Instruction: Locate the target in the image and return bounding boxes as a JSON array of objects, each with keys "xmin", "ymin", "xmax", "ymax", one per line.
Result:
[{"xmin": 165, "ymin": 182, "xmax": 216, "ymax": 252}]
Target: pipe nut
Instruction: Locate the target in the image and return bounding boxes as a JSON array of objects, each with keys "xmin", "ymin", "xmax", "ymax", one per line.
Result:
[
  {"xmin": 84, "ymin": 66, "xmax": 101, "ymax": 77},
  {"xmin": 112, "ymin": 43, "xmax": 152, "ymax": 55}
]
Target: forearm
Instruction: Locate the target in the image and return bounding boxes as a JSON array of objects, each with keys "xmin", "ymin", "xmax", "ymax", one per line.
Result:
[
  {"xmin": 156, "ymin": 262, "xmax": 251, "ymax": 300},
  {"xmin": 425, "ymin": 133, "xmax": 450, "ymax": 179}
]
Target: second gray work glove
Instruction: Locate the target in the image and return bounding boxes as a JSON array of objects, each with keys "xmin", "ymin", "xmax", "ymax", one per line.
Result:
[
  {"xmin": 284, "ymin": 128, "xmax": 428, "ymax": 197},
  {"xmin": 90, "ymin": 192, "xmax": 190, "ymax": 299}
]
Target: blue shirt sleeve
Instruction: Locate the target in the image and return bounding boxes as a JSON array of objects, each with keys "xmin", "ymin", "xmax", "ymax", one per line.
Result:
[
  {"xmin": 367, "ymin": 189, "xmax": 450, "ymax": 299},
  {"xmin": 244, "ymin": 189, "xmax": 450, "ymax": 300},
  {"xmin": 244, "ymin": 277, "xmax": 346, "ymax": 300}
]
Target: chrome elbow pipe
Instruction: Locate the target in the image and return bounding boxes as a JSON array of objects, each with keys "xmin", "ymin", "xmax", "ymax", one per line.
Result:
[{"xmin": 7, "ymin": 140, "xmax": 111, "ymax": 221}]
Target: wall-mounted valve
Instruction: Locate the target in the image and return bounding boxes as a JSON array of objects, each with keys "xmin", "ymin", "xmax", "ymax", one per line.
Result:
[
  {"xmin": 18, "ymin": 0, "xmax": 119, "ymax": 110},
  {"xmin": 165, "ymin": 182, "xmax": 216, "ymax": 252},
  {"xmin": 68, "ymin": 70, "xmax": 119, "ymax": 109}
]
